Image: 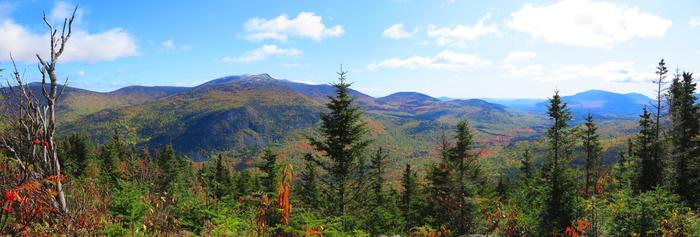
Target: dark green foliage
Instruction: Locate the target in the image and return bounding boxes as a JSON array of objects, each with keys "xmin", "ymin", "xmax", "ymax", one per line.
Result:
[
  {"xmin": 235, "ymin": 170, "xmax": 259, "ymax": 196},
  {"xmin": 634, "ymin": 107, "xmax": 664, "ymax": 192},
  {"xmin": 363, "ymin": 188, "xmax": 404, "ymax": 236},
  {"xmin": 608, "ymin": 188, "xmax": 691, "ymax": 237},
  {"xmin": 425, "ymin": 134, "xmax": 456, "ymax": 228},
  {"xmin": 156, "ymin": 144, "xmax": 190, "ymax": 193},
  {"xmin": 307, "ymin": 68, "xmax": 371, "ymax": 216},
  {"xmin": 582, "ymin": 114, "xmax": 602, "ymax": 197},
  {"xmin": 668, "ymin": 71, "xmax": 700, "ymax": 207},
  {"xmin": 400, "ymin": 164, "xmax": 419, "ymax": 230},
  {"xmin": 450, "ymin": 120, "xmax": 479, "ymax": 235},
  {"xmin": 541, "ymin": 91, "xmax": 580, "ymax": 234},
  {"xmin": 110, "ymin": 180, "xmax": 148, "ymax": 228},
  {"xmin": 299, "ymin": 154, "xmax": 322, "ymax": 209},
  {"xmin": 213, "ymin": 154, "xmax": 234, "ymax": 200},
  {"xmin": 259, "ymin": 148, "xmax": 279, "ymax": 194},
  {"xmin": 370, "ymin": 148, "xmax": 388, "ymax": 206},
  {"xmin": 520, "ymin": 147, "xmax": 533, "ymax": 180},
  {"xmin": 99, "ymin": 131, "xmax": 125, "ymax": 184},
  {"xmin": 60, "ymin": 133, "xmax": 94, "ymax": 177}
]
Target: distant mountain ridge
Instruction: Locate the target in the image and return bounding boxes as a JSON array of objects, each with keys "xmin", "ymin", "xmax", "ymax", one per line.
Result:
[
  {"xmin": 2, "ymin": 74, "xmax": 541, "ymax": 161},
  {"xmin": 1, "ymin": 74, "xmax": 646, "ymax": 161},
  {"xmin": 533, "ymin": 90, "xmax": 653, "ymax": 120}
]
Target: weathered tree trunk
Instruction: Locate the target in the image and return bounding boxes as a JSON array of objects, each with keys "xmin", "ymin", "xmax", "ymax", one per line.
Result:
[{"xmin": 0, "ymin": 7, "xmax": 77, "ymax": 214}]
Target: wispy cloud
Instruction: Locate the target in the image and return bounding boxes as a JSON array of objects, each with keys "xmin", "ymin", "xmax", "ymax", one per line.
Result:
[
  {"xmin": 223, "ymin": 44, "xmax": 301, "ymax": 63},
  {"xmin": 505, "ymin": 61, "xmax": 655, "ymax": 83},
  {"xmin": 504, "ymin": 51, "xmax": 537, "ymax": 64},
  {"xmin": 508, "ymin": 0, "xmax": 671, "ymax": 48},
  {"xmin": 427, "ymin": 13, "xmax": 499, "ymax": 46},
  {"xmin": 0, "ymin": 2, "xmax": 138, "ymax": 63},
  {"xmin": 243, "ymin": 12, "xmax": 343, "ymax": 41},
  {"xmin": 50, "ymin": 1, "xmax": 85, "ymax": 23},
  {"xmin": 160, "ymin": 39, "xmax": 191, "ymax": 51},
  {"xmin": 690, "ymin": 17, "xmax": 700, "ymax": 28},
  {"xmin": 368, "ymin": 50, "xmax": 491, "ymax": 70},
  {"xmin": 382, "ymin": 23, "xmax": 415, "ymax": 39}
]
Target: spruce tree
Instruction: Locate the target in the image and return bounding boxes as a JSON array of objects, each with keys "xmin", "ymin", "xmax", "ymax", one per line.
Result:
[
  {"xmin": 634, "ymin": 107, "xmax": 663, "ymax": 192},
  {"xmin": 370, "ymin": 148, "xmax": 388, "ymax": 206},
  {"xmin": 668, "ymin": 72, "xmax": 700, "ymax": 207},
  {"xmin": 62, "ymin": 133, "xmax": 93, "ymax": 178},
  {"xmin": 99, "ymin": 132, "xmax": 124, "ymax": 184},
  {"xmin": 541, "ymin": 91, "xmax": 579, "ymax": 234},
  {"xmin": 582, "ymin": 114, "xmax": 602, "ymax": 198},
  {"xmin": 300, "ymin": 154, "xmax": 322, "ymax": 209},
  {"xmin": 307, "ymin": 67, "xmax": 371, "ymax": 216},
  {"xmin": 400, "ymin": 163, "xmax": 418, "ymax": 230},
  {"xmin": 450, "ymin": 120, "xmax": 478, "ymax": 235},
  {"xmin": 520, "ymin": 147, "xmax": 533, "ymax": 180},
  {"xmin": 213, "ymin": 154, "xmax": 233, "ymax": 200},
  {"xmin": 259, "ymin": 148, "xmax": 279, "ymax": 194},
  {"xmin": 426, "ymin": 133, "xmax": 455, "ymax": 228},
  {"xmin": 157, "ymin": 144, "xmax": 184, "ymax": 192},
  {"xmin": 654, "ymin": 59, "xmax": 668, "ymax": 140}
]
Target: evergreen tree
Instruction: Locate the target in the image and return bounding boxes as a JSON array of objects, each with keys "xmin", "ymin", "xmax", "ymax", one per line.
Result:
[
  {"xmin": 300, "ymin": 154, "xmax": 322, "ymax": 208},
  {"xmin": 541, "ymin": 91, "xmax": 580, "ymax": 234},
  {"xmin": 99, "ymin": 132, "xmax": 124, "ymax": 184},
  {"xmin": 370, "ymin": 148, "xmax": 388, "ymax": 206},
  {"xmin": 495, "ymin": 173, "xmax": 509, "ymax": 201},
  {"xmin": 307, "ymin": 67, "xmax": 371, "ymax": 216},
  {"xmin": 450, "ymin": 120, "xmax": 478, "ymax": 235},
  {"xmin": 235, "ymin": 170, "xmax": 258, "ymax": 196},
  {"xmin": 259, "ymin": 148, "xmax": 279, "ymax": 194},
  {"xmin": 426, "ymin": 133, "xmax": 456, "ymax": 229},
  {"xmin": 400, "ymin": 163, "xmax": 418, "ymax": 230},
  {"xmin": 62, "ymin": 133, "xmax": 93, "ymax": 177},
  {"xmin": 521, "ymin": 147, "xmax": 533, "ymax": 180},
  {"xmin": 212, "ymin": 154, "xmax": 233, "ymax": 200},
  {"xmin": 668, "ymin": 71, "xmax": 700, "ymax": 207},
  {"xmin": 634, "ymin": 107, "xmax": 663, "ymax": 192},
  {"xmin": 582, "ymin": 114, "xmax": 602, "ymax": 198},
  {"xmin": 156, "ymin": 144, "xmax": 188, "ymax": 193},
  {"xmin": 654, "ymin": 59, "xmax": 669, "ymax": 140}
]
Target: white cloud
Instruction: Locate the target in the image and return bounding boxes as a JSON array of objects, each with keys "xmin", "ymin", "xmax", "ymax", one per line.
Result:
[
  {"xmin": 223, "ymin": 44, "xmax": 301, "ymax": 63},
  {"xmin": 427, "ymin": 13, "xmax": 499, "ymax": 46},
  {"xmin": 508, "ymin": 0, "xmax": 672, "ymax": 48},
  {"xmin": 0, "ymin": 2, "xmax": 137, "ymax": 63},
  {"xmin": 368, "ymin": 50, "xmax": 491, "ymax": 70},
  {"xmin": 504, "ymin": 51, "xmax": 537, "ymax": 64},
  {"xmin": 690, "ymin": 17, "xmax": 700, "ymax": 28},
  {"xmin": 0, "ymin": 20, "xmax": 138, "ymax": 63},
  {"xmin": 160, "ymin": 39, "xmax": 191, "ymax": 51},
  {"xmin": 382, "ymin": 23, "xmax": 414, "ymax": 39},
  {"xmin": 75, "ymin": 70, "xmax": 86, "ymax": 77},
  {"xmin": 161, "ymin": 39, "xmax": 175, "ymax": 49},
  {"xmin": 504, "ymin": 64, "xmax": 544, "ymax": 77},
  {"xmin": 243, "ymin": 12, "xmax": 344, "ymax": 41},
  {"xmin": 512, "ymin": 62, "xmax": 655, "ymax": 83},
  {"xmin": 50, "ymin": 1, "xmax": 84, "ymax": 23}
]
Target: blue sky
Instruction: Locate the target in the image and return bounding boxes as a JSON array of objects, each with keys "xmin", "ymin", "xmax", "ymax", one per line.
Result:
[{"xmin": 0, "ymin": 0, "xmax": 699, "ymax": 98}]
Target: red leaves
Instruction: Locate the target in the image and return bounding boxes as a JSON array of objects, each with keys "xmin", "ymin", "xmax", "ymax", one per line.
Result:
[
  {"xmin": 31, "ymin": 139, "xmax": 49, "ymax": 147},
  {"xmin": 1, "ymin": 191, "xmax": 16, "ymax": 213},
  {"xmin": 564, "ymin": 219, "xmax": 591, "ymax": 237}
]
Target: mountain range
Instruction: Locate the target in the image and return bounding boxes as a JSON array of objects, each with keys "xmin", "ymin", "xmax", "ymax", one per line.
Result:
[{"xmin": 1, "ymin": 74, "xmax": 651, "ymax": 163}]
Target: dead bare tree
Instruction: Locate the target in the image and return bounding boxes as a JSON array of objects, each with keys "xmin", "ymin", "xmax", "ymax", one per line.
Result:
[{"xmin": 0, "ymin": 7, "xmax": 77, "ymax": 214}]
